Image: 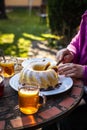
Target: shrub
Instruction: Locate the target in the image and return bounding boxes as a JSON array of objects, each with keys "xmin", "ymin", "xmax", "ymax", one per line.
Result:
[{"xmin": 47, "ymin": 0, "xmax": 87, "ymax": 41}]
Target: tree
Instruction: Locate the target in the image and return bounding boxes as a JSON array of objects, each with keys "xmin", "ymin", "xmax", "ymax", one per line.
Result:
[
  {"xmin": 47, "ymin": 0, "xmax": 87, "ymax": 40},
  {"xmin": 0, "ymin": 0, "xmax": 8, "ymax": 19}
]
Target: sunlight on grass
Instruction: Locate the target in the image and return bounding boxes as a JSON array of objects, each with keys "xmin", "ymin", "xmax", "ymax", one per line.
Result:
[
  {"xmin": 0, "ymin": 9, "xmax": 63, "ymax": 57},
  {"xmin": 0, "ymin": 34, "xmax": 32, "ymax": 57},
  {"xmin": 17, "ymin": 38, "xmax": 31, "ymax": 57},
  {"xmin": 0, "ymin": 34, "xmax": 15, "ymax": 44},
  {"xmin": 0, "ymin": 9, "xmax": 48, "ymax": 57},
  {"xmin": 41, "ymin": 33, "xmax": 63, "ymax": 40},
  {"xmin": 5, "ymin": 46, "xmax": 16, "ymax": 55},
  {"xmin": 23, "ymin": 33, "xmax": 63, "ymax": 42},
  {"xmin": 23, "ymin": 33, "xmax": 46, "ymax": 41}
]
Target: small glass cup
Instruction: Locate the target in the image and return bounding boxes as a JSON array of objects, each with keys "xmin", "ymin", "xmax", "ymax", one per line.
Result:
[
  {"xmin": 18, "ymin": 83, "xmax": 46, "ymax": 115},
  {"xmin": 0, "ymin": 75, "xmax": 4, "ymax": 97},
  {"xmin": 0, "ymin": 57, "xmax": 15, "ymax": 78}
]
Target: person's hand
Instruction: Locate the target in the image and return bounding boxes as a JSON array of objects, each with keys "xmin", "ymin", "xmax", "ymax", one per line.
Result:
[
  {"xmin": 56, "ymin": 48, "xmax": 74, "ymax": 64},
  {"xmin": 58, "ymin": 63, "xmax": 84, "ymax": 78}
]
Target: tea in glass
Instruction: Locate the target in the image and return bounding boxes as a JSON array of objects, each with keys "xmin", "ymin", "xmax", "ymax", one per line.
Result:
[
  {"xmin": 0, "ymin": 58, "xmax": 15, "ymax": 78},
  {"xmin": 18, "ymin": 83, "xmax": 46, "ymax": 115},
  {"xmin": 18, "ymin": 84, "xmax": 39, "ymax": 114}
]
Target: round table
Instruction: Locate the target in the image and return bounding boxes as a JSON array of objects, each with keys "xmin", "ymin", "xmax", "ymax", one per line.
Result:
[{"xmin": 0, "ymin": 58, "xmax": 84, "ymax": 130}]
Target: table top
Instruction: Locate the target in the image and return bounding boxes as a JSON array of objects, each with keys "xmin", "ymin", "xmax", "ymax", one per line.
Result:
[{"xmin": 0, "ymin": 58, "xmax": 84, "ymax": 130}]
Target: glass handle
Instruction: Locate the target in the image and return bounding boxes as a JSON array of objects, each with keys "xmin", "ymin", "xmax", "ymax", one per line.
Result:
[{"xmin": 39, "ymin": 93, "xmax": 46, "ymax": 107}]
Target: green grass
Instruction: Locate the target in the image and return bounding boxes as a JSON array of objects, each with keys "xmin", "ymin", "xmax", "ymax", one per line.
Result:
[{"xmin": 0, "ymin": 8, "xmax": 49, "ymax": 57}]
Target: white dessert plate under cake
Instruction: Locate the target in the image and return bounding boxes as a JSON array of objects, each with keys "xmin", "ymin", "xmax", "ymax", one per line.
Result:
[
  {"xmin": 22, "ymin": 57, "xmax": 57, "ymax": 68},
  {"xmin": 9, "ymin": 73, "xmax": 73, "ymax": 96}
]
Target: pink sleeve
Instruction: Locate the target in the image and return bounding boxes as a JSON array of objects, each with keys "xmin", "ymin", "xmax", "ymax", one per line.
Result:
[{"xmin": 67, "ymin": 31, "xmax": 80, "ymax": 63}]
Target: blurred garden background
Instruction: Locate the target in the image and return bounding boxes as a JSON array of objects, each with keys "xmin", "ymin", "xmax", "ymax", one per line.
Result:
[{"xmin": 0, "ymin": 0, "xmax": 87, "ymax": 59}]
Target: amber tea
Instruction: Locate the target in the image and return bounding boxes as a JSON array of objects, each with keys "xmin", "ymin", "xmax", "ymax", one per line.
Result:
[
  {"xmin": 18, "ymin": 83, "xmax": 46, "ymax": 115},
  {"xmin": 0, "ymin": 60, "xmax": 15, "ymax": 78},
  {"xmin": 18, "ymin": 85, "xmax": 39, "ymax": 114}
]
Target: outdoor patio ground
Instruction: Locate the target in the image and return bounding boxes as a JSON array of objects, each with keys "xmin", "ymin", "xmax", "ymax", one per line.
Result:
[{"xmin": 28, "ymin": 40, "xmax": 58, "ymax": 61}]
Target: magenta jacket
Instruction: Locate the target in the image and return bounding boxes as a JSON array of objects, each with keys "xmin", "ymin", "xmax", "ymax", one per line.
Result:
[{"xmin": 67, "ymin": 10, "xmax": 87, "ymax": 85}]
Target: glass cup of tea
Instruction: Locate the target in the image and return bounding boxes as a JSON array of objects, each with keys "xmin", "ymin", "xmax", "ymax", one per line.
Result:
[
  {"xmin": 0, "ymin": 75, "xmax": 4, "ymax": 97},
  {"xmin": 18, "ymin": 83, "xmax": 46, "ymax": 115},
  {"xmin": 0, "ymin": 57, "xmax": 15, "ymax": 78}
]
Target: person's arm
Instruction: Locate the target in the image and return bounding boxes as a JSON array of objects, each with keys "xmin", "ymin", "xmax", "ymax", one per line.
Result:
[
  {"xmin": 56, "ymin": 48, "xmax": 74, "ymax": 64},
  {"xmin": 67, "ymin": 31, "xmax": 80, "ymax": 63}
]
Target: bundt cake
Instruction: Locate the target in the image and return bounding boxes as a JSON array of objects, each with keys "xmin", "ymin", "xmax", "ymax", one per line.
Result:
[{"xmin": 19, "ymin": 60, "xmax": 58, "ymax": 89}]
